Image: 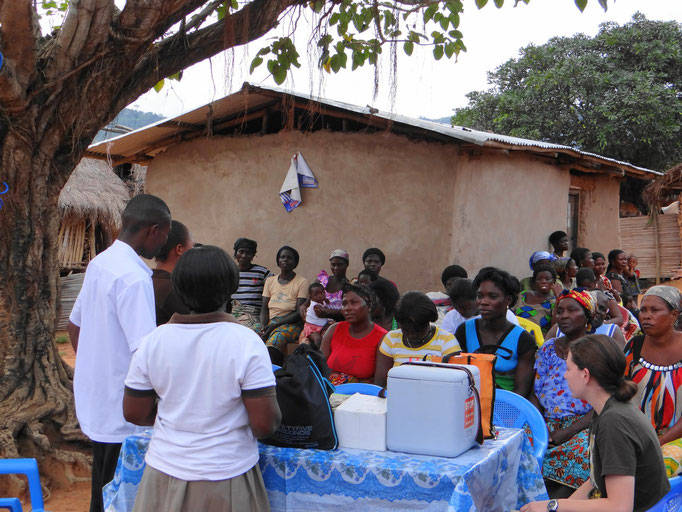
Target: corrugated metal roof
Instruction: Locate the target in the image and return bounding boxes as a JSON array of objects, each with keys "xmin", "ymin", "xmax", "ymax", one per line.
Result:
[{"xmin": 87, "ymin": 82, "xmax": 661, "ymax": 178}]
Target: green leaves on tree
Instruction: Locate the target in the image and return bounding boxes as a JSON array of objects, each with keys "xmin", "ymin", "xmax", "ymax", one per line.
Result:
[{"xmin": 450, "ymin": 14, "xmax": 682, "ymax": 171}]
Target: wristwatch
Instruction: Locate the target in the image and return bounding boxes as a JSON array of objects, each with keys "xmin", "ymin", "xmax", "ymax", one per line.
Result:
[{"xmin": 547, "ymin": 499, "xmax": 559, "ymax": 511}]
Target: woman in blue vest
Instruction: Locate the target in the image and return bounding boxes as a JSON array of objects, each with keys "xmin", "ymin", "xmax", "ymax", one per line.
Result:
[{"xmin": 455, "ymin": 267, "xmax": 537, "ymax": 397}]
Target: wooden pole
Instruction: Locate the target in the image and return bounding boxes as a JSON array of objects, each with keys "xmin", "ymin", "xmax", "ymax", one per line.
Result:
[{"xmin": 654, "ymin": 210, "xmax": 661, "ymax": 284}]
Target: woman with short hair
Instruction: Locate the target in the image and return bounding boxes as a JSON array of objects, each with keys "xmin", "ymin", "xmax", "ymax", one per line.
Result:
[
  {"xmin": 321, "ymin": 284, "xmax": 387, "ymax": 386},
  {"xmin": 455, "ymin": 267, "xmax": 537, "ymax": 397},
  {"xmin": 260, "ymin": 246, "xmax": 309, "ymax": 365},
  {"xmin": 374, "ymin": 291, "xmax": 461, "ymax": 386},
  {"xmin": 521, "ymin": 334, "xmax": 669, "ymax": 512},
  {"xmin": 123, "ymin": 245, "xmax": 280, "ymax": 512},
  {"xmin": 231, "ymin": 237, "xmax": 272, "ymax": 331}
]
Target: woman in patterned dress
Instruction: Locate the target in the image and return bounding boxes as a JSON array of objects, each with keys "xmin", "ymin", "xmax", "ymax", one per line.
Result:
[
  {"xmin": 515, "ymin": 265, "xmax": 557, "ymax": 336},
  {"xmin": 530, "ymin": 289, "xmax": 595, "ymax": 491},
  {"xmin": 625, "ymin": 285, "xmax": 682, "ymax": 477}
]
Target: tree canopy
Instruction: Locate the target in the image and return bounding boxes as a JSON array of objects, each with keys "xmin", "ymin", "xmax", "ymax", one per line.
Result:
[{"xmin": 450, "ymin": 13, "xmax": 682, "ymax": 171}]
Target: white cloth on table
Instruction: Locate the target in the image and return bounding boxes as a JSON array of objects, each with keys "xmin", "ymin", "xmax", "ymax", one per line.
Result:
[{"xmin": 70, "ymin": 239, "xmax": 155, "ymax": 443}]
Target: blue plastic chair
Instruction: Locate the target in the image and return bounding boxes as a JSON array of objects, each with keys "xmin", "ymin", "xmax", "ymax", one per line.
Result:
[
  {"xmin": 493, "ymin": 389, "xmax": 548, "ymax": 469},
  {"xmin": 271, "ymin": 364, "xmax": 281, "ymax": 371},
  {"xmin": 648, "ymin": 476, "xmax": 682, "ymax": 512},
  {"xmin": 0, "ymin": 497, "xmax": 22, "ymax": 512},
  {"xmin": 0, "ymin": 458, "xmax": 45, "ymax": 512},
  {"xmin": 334, "ymin": 383, "xmax": 383, "ymax": 396}
]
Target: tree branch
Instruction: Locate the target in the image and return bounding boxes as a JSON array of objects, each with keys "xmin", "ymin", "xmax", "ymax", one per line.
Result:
[
  {"xmin": 0, "ymin": 63, "xmax": 28, "ymax": 113},
  {"xmin": 112, "ymin": 0, "xmax": 302, "ymax": 112},
  {"xmin": 47, "ymin": 0, "xmax": 115, "ymax": 79},
  {"xmin": 0, "ymin": 2, "xmax": 39, "ymax": 89},
  {"xmin": 184, "ymin": 0, "xmax": 223, "ymax": 33},
  {"xmin": 115, "ymin": 0, "xmax": 201, "ymax": 50}
]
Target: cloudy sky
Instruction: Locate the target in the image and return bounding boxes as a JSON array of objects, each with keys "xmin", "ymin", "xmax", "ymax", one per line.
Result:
[{"xmin": 130, "ymin": 0, "xmax": 682, "ymax": 121}]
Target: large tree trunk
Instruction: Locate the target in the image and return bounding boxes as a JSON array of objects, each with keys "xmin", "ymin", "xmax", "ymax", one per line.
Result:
[
  {"xmin": 0, "ymin": 0, "xmax": 300, "ymax": 497},
  {"xmin": 0, "ymin": 124, "xmax": 90, "ymax": 497}
]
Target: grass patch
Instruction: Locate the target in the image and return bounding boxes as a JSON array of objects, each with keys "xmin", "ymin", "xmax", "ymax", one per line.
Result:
[{"xmin": 56, "ymin": 335, "xmax": 69, "ymax": 344}]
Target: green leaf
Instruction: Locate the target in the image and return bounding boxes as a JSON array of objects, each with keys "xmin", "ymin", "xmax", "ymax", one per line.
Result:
[
  {"xmin": 444, "ymin": 42, "xmax": 455, "ymax": 58},
  {"xmin": 153, "ymin": 80, "xmax": 165, "ymax": 93},
  {"xmin": 169, "ymin": 72, "xmax": 182, "ymax": 81},
  {"xmin": 597, "ymin": 0, "xmax": 608, "ymax": 10},
  {"xmin": 403, "ymin": 41, "xmax": 414, "ymax": 56},
  {"xmin": 574, "ymin": 0, "xmax": 588, "ymax": 12},
  {"xmin": 494, "ymin": 0, "xmax": 504, "ymax": 7},
  {"xmin": 440, "ymin": 16, "xmax": 449, "ymax": 31},
  {"xmin": 217, "ymin": 4, "xmax": 226, "ymax": 20},
  {"xmin": 231, "ymin": 0, "xmax": 238, "ymax": 9},
  {"xmin": 249, "ymin": 56, "xmax": 263, "ymax": 73},
  {"xmin": 424, "ymin": 4, "xmax": 438, "ymax": 23},
  {"xmin": 475, "ymin": 0, "xmax": 488, "ymax": 8},
  {"xmin": 273, "ymin": 65, "xmax": 287, "ymax": 85},
  {"xmin": 433, "ymin": 45, "xmax": 444, "ymax": 60}
]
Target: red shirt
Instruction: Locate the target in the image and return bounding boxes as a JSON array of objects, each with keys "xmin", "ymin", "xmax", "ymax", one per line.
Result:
[{"xmin": 327, "ymin": 322, "xmax": 387, "ymax": 379}]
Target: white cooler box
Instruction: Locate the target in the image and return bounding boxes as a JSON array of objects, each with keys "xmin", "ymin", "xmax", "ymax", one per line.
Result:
[
  {"xmin": 387, "ymin": 362, "xmax": 481, "ymax": 457},
  {"xmin": 334, "ymin": 393, "xmax": 387, "ymax": 451}
]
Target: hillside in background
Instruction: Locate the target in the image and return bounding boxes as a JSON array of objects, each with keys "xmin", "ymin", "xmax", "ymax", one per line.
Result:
[{"xmin": 93, "ymin": 108, "xmax": 164, "ymax": 143}]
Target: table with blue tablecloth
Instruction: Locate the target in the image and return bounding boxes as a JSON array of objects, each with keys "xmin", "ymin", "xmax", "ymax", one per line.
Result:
[{"xmin": 104, "ymin": 428, "xmax": 547, "ymax": 512}]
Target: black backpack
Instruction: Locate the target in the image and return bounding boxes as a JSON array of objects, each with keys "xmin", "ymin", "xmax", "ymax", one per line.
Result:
[{"xmin": 262, "ymin": 344, "xmax": 338, "ymax": 450}]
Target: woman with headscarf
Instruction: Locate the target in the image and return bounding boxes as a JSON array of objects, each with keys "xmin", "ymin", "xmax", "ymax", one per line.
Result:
[
  {"xmin": 531, "ymin": 289, "xmax": 595, "ymax": 492},
  {"xmin": 321, "ymin": 284, "xmax": 388, "ymax": 386},
  {"xmin": 260, "ymin": 246, "xmax": 309, "ymax": 365},
  {"xmin": 231, "ymin": 237, "xmax": 272, "ymax": 331},
  {"xmin": 520, "ymin": 251, "xmax": 557, "ymax": 292},
  {"xmin": 515, "ymin": 264, "xmax": 557, "ymax": 336},
  {"xmin": 374, "ymin": 291, "xmax": 461, "ymax": 386},
  {"xmin": 625, "ymin": 285, "xmax": 682, "ymax": 477},
  {"xmin": 312, "ymin": 249, "xmax": 351, "ymax": 322}
]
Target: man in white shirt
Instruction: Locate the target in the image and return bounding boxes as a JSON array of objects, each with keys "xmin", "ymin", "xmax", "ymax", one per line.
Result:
[{"xmin": 67, "ymin": 194, "xmax": 171, "ymax": 512}]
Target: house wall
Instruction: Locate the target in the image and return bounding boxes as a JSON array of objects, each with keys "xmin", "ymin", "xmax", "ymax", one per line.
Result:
[
  {"xmin": 448, "ymin": 151, "xmax": 570, "ymax": 280},
  {"xmin": 146, "ymin": 130, "xmax": 619, "ymax": 292},
  {"xmin": 570, "ymin": 174, "xmax": 622, "ymax": 252}
]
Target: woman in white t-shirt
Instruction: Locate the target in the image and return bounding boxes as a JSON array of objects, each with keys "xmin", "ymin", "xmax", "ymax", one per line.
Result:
[{"xmin": 123, "ymin": 245, "xmax": 281, "ymax": 512}]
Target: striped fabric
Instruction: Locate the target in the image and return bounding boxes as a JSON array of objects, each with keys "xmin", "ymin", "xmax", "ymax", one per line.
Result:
[
  {"xmin": 378, "ymin": 327, "xmax": 461, "ymax": 367},
  {"xmin": 232, "ymin": 265, "xmax": 272, "ymax": 309}
]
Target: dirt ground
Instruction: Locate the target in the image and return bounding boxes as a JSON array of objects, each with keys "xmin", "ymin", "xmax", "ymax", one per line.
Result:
[{"xmin": 31, "ymin": 332, "xmax": 90, "ymax": 512}]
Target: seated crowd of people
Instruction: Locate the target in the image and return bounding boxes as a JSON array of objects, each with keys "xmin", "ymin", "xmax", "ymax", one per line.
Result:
[{"xmin": 142, "ymin": 219, "xmax": 677, "ymax": 511}]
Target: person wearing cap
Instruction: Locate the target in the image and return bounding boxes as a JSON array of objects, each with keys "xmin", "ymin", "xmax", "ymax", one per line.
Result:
[
  {"xmin": 625, "ymin": 285, "xmax": 682, "ymax": 478},
  {"xmin": 312, "ymin": 249, "xmax": 351, "ymax": 322},
  {"xmin": 231, "ymin": 237, "xmax": 272, "ymax": 332}
]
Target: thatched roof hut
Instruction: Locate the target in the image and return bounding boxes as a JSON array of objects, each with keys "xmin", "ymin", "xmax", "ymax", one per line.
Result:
[
  {"xmin": 643, "ymin": 163, "xmax": 682, "ymax": 210},
  {"xmin": 58, "ymin": 158, "xmax": 130, "ymax": 270}
]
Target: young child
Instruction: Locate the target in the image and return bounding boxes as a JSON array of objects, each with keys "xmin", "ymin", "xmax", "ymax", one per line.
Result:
[{"xmin": 300, "ymin": 282, "xmax": 331, "ymax": 346}]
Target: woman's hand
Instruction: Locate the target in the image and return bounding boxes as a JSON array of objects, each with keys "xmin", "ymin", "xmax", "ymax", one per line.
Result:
[
  {"xmin": 260, "ymin": 324, "xmax": 277, "ymax": 341},
  {"xmin": 549, "ymin": 427, "xmax": 573, "ymax": 446},
  {"xmin": 551, "ymin": 282, "xmax": 564, "ymax": 298}
]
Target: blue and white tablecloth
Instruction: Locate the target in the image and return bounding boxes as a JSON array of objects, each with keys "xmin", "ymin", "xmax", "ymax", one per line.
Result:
[{"xmin": 104, "ymin": 428, "xmax": 546, "ymax": 512}]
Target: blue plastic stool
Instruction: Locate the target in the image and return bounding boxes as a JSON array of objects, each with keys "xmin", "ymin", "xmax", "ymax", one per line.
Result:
[
  {"xmin": 334, "ymin": 383, "xmax": 383, "ymax": 396},
  {"xmin": 648, "ymin": 476, "xmax": 682, "ymax": 511},
  {"xmin": 493, "ymin": 389, "xmax": 549, "ymax": 469},
  {"xmin": 0, "ymin": 458, "xmax": 45, "ymax": 512},
  {"xmin": 0, "ymin": 498, "xmax": 22, "ymax": 512},
  {"xmin": 271, "ymin": 364, "xmax": 281, "ymax": 371}
]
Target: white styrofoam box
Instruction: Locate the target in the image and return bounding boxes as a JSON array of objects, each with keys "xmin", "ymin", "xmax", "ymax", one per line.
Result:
[
  {"xmin": 387, "ymin": 362, "xmax": 481, "ymax": 458},
  {"xmin": 334, "ymin": 393, "xmax": 387, "ymax": 451}
]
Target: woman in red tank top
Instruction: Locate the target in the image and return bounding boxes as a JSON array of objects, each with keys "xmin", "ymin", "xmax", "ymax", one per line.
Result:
[{"xmin": 320, "ymin": 284, "xmax": 387, "ymax": 386}]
